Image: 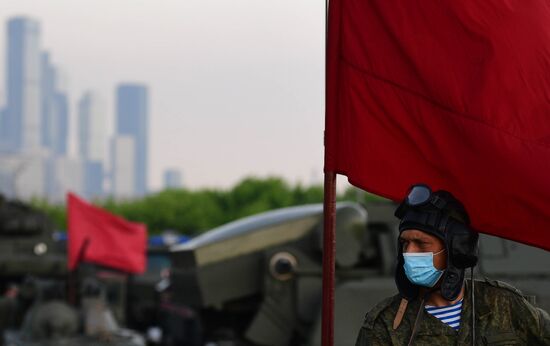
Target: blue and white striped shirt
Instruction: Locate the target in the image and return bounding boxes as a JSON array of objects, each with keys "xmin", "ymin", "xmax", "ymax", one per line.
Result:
[{"xmin": 425, "ymin": 299, "xmax": 463, "ymax": 331}]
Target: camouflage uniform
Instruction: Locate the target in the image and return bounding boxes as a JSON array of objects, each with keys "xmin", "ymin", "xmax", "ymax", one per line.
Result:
[{"xmin": 356, "ymin": 279, "xmax": 550, "ymax": 345}]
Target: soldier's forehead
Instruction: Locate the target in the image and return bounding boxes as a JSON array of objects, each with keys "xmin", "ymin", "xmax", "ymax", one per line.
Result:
[{"xmin": 399, "ymin": 229, "xmax": 436, "ymax": 240}]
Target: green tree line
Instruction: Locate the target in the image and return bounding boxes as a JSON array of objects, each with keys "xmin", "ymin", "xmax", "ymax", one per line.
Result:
[{"xmin": 33, "ymin": 176, "xmax": 383, "ymax": 235}]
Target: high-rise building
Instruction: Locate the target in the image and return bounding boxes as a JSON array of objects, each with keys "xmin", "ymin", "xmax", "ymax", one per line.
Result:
[
  {"xmin": 41, "ymin": 52, "xmax": 55, "ymax": 149},
  {"xmin": 111, "ymin": 136, "xmax": 136, "ymax": 199},
  {"xmin": 78, "ymin": 92, "xmax": 106, "ymax": 199},
  {"xmin": 40, "ymin": 52, "xmax": 69, "ymax": 156},
  {"xmin": 0, "ymin": 153, "xmax": 48, "ymax": 200},
  {"xmin": 83, "ymin": 161, "xmax": 104, "ymax": 200},
  {"xmin": 116, "ymin": 84, "xmax": 148, "ymax": 196},
  {"xmin": 0, "ymin": 108, "xmax": 8, "ymax": 151},
  {"xmin": 0, "ymin": 17, "xmax": 75, "ymax": 202},
  {"xmin": 79, "ymin": 92, "xmax": 106, "ymax": 162},
  {"xmin": 45, "ymin": 156, "xmax": 83, "ymax": 203},
  {"xmin": 50, "ymin": 92, "xmax": 68, "ymax": 155},
  {"xmin": 5, "ymin": 17, "xmax": 42, "ymax": 153},
  {"xmin": 163, "ymin": 169, "xmax": 183, "ymax": 190}
]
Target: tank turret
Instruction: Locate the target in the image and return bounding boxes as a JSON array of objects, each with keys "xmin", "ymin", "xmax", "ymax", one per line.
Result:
[{"xmin": 0, "ymin": 195, "xmax": 66, "ymax": 278}]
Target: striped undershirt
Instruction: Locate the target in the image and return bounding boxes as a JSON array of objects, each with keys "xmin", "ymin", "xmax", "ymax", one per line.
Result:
[{"xmin": 425, "ymin": 298, "xmax": 463, "ymax": 331}]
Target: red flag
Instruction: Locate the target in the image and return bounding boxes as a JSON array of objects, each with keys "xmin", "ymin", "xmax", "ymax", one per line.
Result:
[
  {"xmin": 67, "ymin": 193, "xmax": 147, "ymax": 273},
  {"xmin": 325, "ymin": 0, "xmax": 550, "ymax": 250}
]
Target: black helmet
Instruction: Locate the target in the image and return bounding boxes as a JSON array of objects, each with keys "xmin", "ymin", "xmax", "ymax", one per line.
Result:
[{"xmin": 394, "ymin": 184, "xmax": 479, "ymax": 301}]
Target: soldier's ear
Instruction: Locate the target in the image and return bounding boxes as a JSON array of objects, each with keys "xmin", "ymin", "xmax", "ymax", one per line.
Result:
[
  {"xmin": 440, "ymin": 266, "xmax": 464, "ymax": 301},
  {"xmin": 448, "ymin": 221, "xmax": 478, "ymax": 269}
]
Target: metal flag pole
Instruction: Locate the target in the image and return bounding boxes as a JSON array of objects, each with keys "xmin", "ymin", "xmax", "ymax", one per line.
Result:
[
  {"xmin": 68, "ymin": 237, "xmax": 90, "ymax": 305},
  {"xmin": 322, "ymin": 171, "xmax": 336, "ymax": 346},
  {"xmin": 323, "ymin": 0, "xmax": 337, "ymax": 344}
]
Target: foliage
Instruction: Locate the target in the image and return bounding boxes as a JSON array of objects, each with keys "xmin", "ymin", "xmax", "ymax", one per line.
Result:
[
  {"xmin": 31, "ymin": 198, "xmax": 67, "ymax": 231},
  {"xmin": 32, "ymin": 176, "xmax": 385, "ymax": 236},
  {"xmin": 341, "ymin": 186, "xmax": 387, "ymax": 204}
]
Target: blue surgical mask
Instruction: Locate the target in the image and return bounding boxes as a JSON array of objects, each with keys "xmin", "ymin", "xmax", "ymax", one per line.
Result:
[{"xmin": 403, "ymin": 249, "xmax": 445, "ymax": 287}]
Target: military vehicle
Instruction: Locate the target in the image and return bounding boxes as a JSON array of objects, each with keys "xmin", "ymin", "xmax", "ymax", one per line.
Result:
[
  {"xmin": 169, "ymin": 201, "xmax": 550, "ymax": 346},
  {"xmin": 0, "ymin": 194, "xmax": 146, "ymax": 346},
  {"xmin": 0, "ymin": 195, "xmax": 67, "ymax": 282},
  {"xmin": 50, "ymin": 230, "xmax": 190, "ymax": 344},
  {"xmin": 3, "ymin": 275, "xmax": 146, "ymax": 346},
  {"xmin": 126, "ymin": 233, "xmax": 188, "ymax": 338}
]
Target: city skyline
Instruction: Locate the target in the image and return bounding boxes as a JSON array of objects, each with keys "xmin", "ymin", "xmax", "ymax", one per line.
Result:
[
  {"xmin": 0, "ymin": 15, "xmax": 154, "ymax": 201},
  {"xmin": 0, "ymin": 1, "xmax": 332, "ymax": 192}
]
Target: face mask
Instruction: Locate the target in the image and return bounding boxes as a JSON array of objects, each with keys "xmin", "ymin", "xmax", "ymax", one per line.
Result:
[{"xmin": 403, "ymin": 249, "xmax": 445, "ymax": 287}]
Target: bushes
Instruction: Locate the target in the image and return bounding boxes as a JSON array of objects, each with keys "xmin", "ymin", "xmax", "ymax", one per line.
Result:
[{"xmin": 33, "ymin": 176, "xmax": 383, "ymax": 235}]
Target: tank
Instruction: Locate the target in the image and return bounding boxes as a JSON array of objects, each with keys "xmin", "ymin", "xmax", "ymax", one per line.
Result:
[
  {"xmin": 0, "ymin": 194, "xmax": 67, "ymax": 280},
  {"xmin": 0, "ymin": 194, "xmax": 146, "ymax": 346},
  {"xmin": 169, "ymin": 200, "xmax": 550, "ymax": 346},
  {"xmin": 2, "ymin": 276, "xmax": 146, "ymax": 346}
]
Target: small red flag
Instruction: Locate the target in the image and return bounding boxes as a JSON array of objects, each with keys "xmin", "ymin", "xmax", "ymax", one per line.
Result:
[
  {"xmin": 325, "ymin": 0, "xmax": 550, "ymax": 250},
  {"xmin": 67, "ymin": 193, "xmax": 147, "ymax": 273}
]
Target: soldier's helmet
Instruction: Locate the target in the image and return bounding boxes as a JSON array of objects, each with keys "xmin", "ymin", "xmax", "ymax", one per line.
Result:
[{"xmin": 394, "ymin": 184, "xmax": 479, "ymax": 301}]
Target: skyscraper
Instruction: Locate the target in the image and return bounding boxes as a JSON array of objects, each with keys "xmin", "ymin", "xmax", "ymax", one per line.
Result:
[
  {"xmin": 41, "ymin": 52, "xmax": 69, "ymax": 156},
  {"xmin": 0, "ymin": 153, "xmax": 49, "ymax": 200},
  {"xmin": 45, "ymin": 156, "xmax": 83, "ymax": 203},
  {"xmin": 163, "ymin": 168, "xmax": 183, "ymax": 190},
  {"xmin": 50, "ymin": 92, "xmax": 68, "ymax": 155},
  {"xmin": 79, "ymin": 92, "xmax": 106, "ymax": 162},
  {"xmin": 111, "ymin": 136, "xmax": 136, "ymax": 199},
  {"xmin": 41, "ymin": 52, "xmax": 55, "ymax": 149},
  {"xmin": 78, "ymin": 92, "xmax": 106, "ymax": 198},
  {"xmin": 0, "ymin": 108, "xmax": 7, "ymax": 151},
  {"xmin": 0, "ymin": 17, "xmax": 74, "ymax": 202},
  {"xmin": 5, "ymin": 17, "xmax": 42, "ymax": 152},
  {"xmin": 116, "ymin": 84, "xmax": 148, "ymax": 196}
]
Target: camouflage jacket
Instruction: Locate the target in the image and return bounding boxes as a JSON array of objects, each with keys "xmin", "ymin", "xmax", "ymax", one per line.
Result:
[{"xmin": 355, "ymin": 279, "xmax": 550, "ymax": 345}]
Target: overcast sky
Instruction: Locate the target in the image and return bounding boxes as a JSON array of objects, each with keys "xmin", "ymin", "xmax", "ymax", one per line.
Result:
[{"xmin": 0, "ymin": 0, "xmax": 340, "ymax": 191}]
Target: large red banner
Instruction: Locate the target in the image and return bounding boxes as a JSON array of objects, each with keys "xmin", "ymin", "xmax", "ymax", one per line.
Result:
[
  {"xmin": 325, "ymin": 0, "xmax": 550, "ymax": 250},
  {"xmin": 68, "ymin": 193, "xmax": 147, "ymax": 273}
]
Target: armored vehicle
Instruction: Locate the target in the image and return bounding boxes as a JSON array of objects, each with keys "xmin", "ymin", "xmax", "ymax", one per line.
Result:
[
  {"xmin": 169, "ymin": 202, "xmax": 388, "ymax": 345},
  {"xmin": 0, "ymin": 195, "xmax": 67, "ymax": 281},
  {"xmin": 2, "ymin": 275, "xmax": 146, "ymax": 346},
  {"xmin": 0, "ymin": 195, "xmax": 145, "ymax": 346},
  {"xmin": 126, "ymin": 233, "xmax": 188, "ymax": 337},
  {"xmin": 170, "ymin": 201, "xmax": 550, "ymax": 346}
]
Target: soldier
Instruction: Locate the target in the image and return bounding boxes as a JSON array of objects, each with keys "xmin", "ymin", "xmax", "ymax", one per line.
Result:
[{"xmin": 355, "ymin": 184, "xmax": 550, "ymax": 345}]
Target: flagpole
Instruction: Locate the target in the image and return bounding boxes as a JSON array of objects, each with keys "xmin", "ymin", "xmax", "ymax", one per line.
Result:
[
  {"xmin": 68, "ymin": 237, "xmax": 90, "ymax": 305},
  {"xmin": 323, "ymin": 0, "xmax": 337, "ymax": 343},
  {"xmin": 322, "ymin": 171, "xmax": 336, "ymax": 346}
]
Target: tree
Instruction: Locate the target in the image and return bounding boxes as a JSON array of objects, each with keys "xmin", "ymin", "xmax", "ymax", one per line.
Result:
[{"xmin": 33, "ymin": 176, "xmax": 378, "ymax": 235}]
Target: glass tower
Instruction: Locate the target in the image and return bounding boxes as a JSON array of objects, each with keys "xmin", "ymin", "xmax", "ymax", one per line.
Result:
[
  {"xmin": 5, "ymin": 17, "xmax": 42, "ymax": 152},
  {"xmin": 116, "ymin": 84, "xmax": 148, "ymax": 196}
]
